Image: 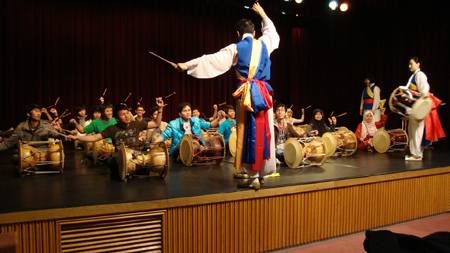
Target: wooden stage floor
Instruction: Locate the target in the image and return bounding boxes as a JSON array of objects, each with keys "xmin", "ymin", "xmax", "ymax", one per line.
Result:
[{"xmin": 0, "ymin": 144, "xmax": 448, "ymax": 216}]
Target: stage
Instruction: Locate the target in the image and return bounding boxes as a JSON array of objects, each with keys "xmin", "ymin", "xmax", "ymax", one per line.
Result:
[{"xmin": 0, "ymin": 144, "xmax": 449, "ymax": 252}]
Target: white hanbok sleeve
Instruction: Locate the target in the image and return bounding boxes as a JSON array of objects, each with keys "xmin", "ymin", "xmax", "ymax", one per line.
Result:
[
  {"xmin": 372, "ymin": 86, "xmax": 381, "ymax": 110},
  {"xmin": 258, "ymin": 18, "xmax": 280, "ymax": 55},
  {"xmin": 415, "ymin": 72, "xmax": 430, "ymax": 94},
  {"xmin": 186, "ymin": 44, "xmax": 238, "ymax": 79}
]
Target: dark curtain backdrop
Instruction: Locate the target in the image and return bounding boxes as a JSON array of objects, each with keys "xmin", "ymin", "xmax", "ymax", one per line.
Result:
[{"xmin": 1, "ymin": 0, "xmax": 449, "ymax": 148}]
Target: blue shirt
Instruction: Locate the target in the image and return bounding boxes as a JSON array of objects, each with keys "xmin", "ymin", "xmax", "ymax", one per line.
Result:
[
  {"xmin": 160, "ymin": 116, "xmax": 212, "ymax": 156},
  {"xmin": 218, "ymin": 119, "xmax": 236, "ymax": 143}
]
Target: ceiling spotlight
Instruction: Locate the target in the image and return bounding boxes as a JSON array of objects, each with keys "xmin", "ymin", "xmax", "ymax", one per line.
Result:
[
  {"xmin": 329, "ymin": 1, "xmax": 338, "ymax": 10},
  {"xmin": 295, "ymin": 0, "xmax": 303, "ymax": 3},
  {"xmin": 340, "ymin": 3, "xmax": 348, "ymax": 11}
]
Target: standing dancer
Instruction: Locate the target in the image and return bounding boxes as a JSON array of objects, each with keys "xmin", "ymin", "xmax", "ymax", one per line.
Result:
[{"xmin": 176, "ymin": 2, "xmax": 279, "ymax": 189}]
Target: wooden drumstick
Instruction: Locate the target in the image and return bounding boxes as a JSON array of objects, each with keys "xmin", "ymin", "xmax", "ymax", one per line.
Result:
[
  {"xmin": 54, "ymin": 97, "xmax": 60, "ymax": 106},
  {"xmin": 62, "ymin": 129, "xmax": 73, "ymax": 133},
  {"xmin": 165, "ymin": 92, "xmax": 176, "ymax": 99},
  {"xmin": 60, "ymin": 112, "xmax": 71, "ymax": 118},
  {"xmin": 148, "ymin": 51, "xmax": 177, "ymax": 68},
  {"xmin": 335, "ymin": 112, "xmax": 347, "ymax": 118},
  {"xmin": 139, "ymin": 97, "xmax": 143, "ymax": 103},
  {"xmin": 303, "ymin": 105, "xmax": 311, "ymax": 110},
  {"xmin": 273, "ymin": 100, "xmax": 277, "ymax": 104},
  {"xmin": 163, "ymin": 104, "xmax": 168, "ymax": 107},
  {"xmin": 102, "ymin": 88, "xmax": 107, "ymax": 97},
  {"xmin": 124, "ymin": 93, "xmax": 132, "ymax": 102},
  {"xmin": 330, "ymin": 111, "xmax": 334, "ymax": 117},
  {"xmin": 218, "ymin": 102, "xmax": 226, "ymax": 106},
  {"xmin": 289, "ymin": 104, "xmax": 293, "ymax": 109}
]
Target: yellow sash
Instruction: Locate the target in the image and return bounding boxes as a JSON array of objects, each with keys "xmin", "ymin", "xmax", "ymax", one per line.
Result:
[
  {"xmin": 232, "ymin": 39, "xmax": 262, "ymax": 170},
  {"xmin": 366, "ymin": 86, "xmax": 374, "ymax": 98},
  {"xmin": 379, "ymin": 99, "xmax": 386, "ymax": 130}
]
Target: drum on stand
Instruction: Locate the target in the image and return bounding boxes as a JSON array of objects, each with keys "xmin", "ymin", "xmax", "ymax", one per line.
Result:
[
  {"xmin": 118, "ymin": 142, "xmax": 169, "ymax": 181},
  {"xmin": 283, "ymin": 137, "xmax": 328, "ymax": 168},
  {"xmin": 18, "ymin": 139, "xmax": 64, "ymax": 176},
  {"xmin": 179, "ymin": 133, "xmax": 225, "ymax": 166},
  {"xmin": 322, "ymin": 129, "xmax": 357, "ymax": 157},
  {"xmin": 389, "ymin": 87, "xmax": 432, "ymax": 121},
  {"xmin": 373, "ymin": 129, "xmax": 409, "ymax": 153},
  {"xmin": 93, "ymin": 140, "xmax": 115, "ymax": 165}
]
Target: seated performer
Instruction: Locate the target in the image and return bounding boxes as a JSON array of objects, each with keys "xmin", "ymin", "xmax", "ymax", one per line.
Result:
[
  {"xmin": 134, "ymin": 104, "xmax": 151, "ymax": 123},
  {"xmin": 139, "ymin": 106, "xmax": 169, "ymax": 144},
  {"xmin": 192, "ymin": 104, "xmax": 218, "ymax": 122},
  {"xmin": 274, "ymin": 104, "xmax": 302, "ymax": 164},
  {"xmin": 355, "ymin": 109, "xmax": 387, "ymax": 151},
  {"xmin": 66, "ymin": 104, "xmax": 93, "ymax": 148},
  {"xmin": 217, "ymin": 105, "xmax": 236, "ymax": 143},
  {"xmin": 90, "ymin": 106, "xmax": 102, "ymax": 120},
  {"xmin": 305, "ymin": 109, "xmax": 336, "ymax": 137},
  {"xmin": 67, "ymin": 98, "xmax": 164, "ymax": 174},
  {"xmin": 286, "ymin": 108, "xmax": 305, "ymax": 125},
  {"xmin": 0, "ymin": 104, "xmax": 63, "ymax": 165},
  {"xmin": 153, "ymin": 102, "xmax": 222, "ymax": 160},
  {"xmin": 71, "ymin": 102, "xmax": 117, "ymax": 135}
]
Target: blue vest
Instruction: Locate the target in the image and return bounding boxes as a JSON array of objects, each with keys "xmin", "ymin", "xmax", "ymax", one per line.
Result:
[{"xmin": 362, "ymin": 85, "xmax": 378, "ymax": 110}]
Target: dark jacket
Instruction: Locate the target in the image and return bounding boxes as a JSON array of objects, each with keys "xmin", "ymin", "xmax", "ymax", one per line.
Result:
[{"xmin": 274, "ymin": 120, "xmax": 302, "ymax": 144}]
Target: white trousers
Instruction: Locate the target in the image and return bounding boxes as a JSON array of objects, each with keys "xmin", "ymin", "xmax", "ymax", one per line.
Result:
[
  {"xmin": 408, "ymin": 118, "xmax": 425, "ymax": 158},
  {"xmin": 236, "ymin": 98, "xmax": 276, "ymax": 178}
]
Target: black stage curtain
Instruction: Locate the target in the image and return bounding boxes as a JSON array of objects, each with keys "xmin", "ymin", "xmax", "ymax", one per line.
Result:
[{"xmin": 1, "ymin": 0, "xmax": 449, "ymax": 148}]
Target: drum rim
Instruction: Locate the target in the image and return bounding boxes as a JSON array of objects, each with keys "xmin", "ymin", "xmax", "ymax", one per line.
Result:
[
  {"xmin": 212, "ymin": 133, "xmax": 226, "ymax": 165},
  {"xmin": 118, "ymin": 143, "xmax": 128, "ymax": 181},
  {"xmin": 388, "ymin": 87, "xmax": 401, "ymax": 114},
  {"xmin": 284, "ymin": 137, "xmax": 304, "ymax": 169},
  {"xmin": 373, "ymin": 129, "xmax": 390, "ymax": 153},
  {"xmin": 228, "ymin": 131, "xmax": 237, "ymax": 157},
  {"xmin": 322, "ymin": 132, "xmax": 337, "ymax": 157},
  {"xmin": 180, "ymin": 135, "xmax": 194, "ymax": 166},
  {"xmin": 157, "ymin": 141, "xmax": 170, "ymax": 178},
  {"xmin": 18, "ymin": 140, "xmax": 25, "ymax": 175},
  {"xmin": 411, "ymin": 97, "xmax": 432, "ymax": 121}
]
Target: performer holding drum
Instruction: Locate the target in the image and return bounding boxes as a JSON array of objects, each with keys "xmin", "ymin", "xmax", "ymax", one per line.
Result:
[
  {"xmin": 152, "ymin": 102, "xmax": 223, "ymax": 164},
  {"xmin": 274, "ymin": 104, "xmax": 303, "ymax": 164},
  {"xmin": 305, "ymin": 109, "xmax": 336, "ymax": 137},
  {"xmin": 355, "ymin": 108, "xmax": 387, "ymax": 151},
  {"xmin": 174, "ymin": 3, "xmax": 279, "ymax": 189},
  {"xmin": 0, "ymin": 103, "xmax": 64, "ymax": 170}
]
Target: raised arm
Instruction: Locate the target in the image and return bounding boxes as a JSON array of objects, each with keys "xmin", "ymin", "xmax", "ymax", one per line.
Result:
[
  {"xmin": 147, "ymin": 97, "xmax": 164, "ymax": 129},
  {"xmin": 253, "ymin": 3, "xmax": 280, "ymax": 55}
]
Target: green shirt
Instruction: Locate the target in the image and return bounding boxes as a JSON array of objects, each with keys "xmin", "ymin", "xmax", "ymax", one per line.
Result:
[{"xmin": 84, "ymin": 117, "xmax": 117, "ymax": 134}]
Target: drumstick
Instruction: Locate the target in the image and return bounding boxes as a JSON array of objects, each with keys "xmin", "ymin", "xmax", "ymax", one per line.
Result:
[
  {"xmin": 102, "ymin": 88, "xmax": 107, "ymax": 97},
  {"xmin": 303, "ymin": 105, "xmax": 312, "ymax": 110},
  {"xmin": 139, "ymin": 97, "xmax": 143, "ymax": 103},
  {"xmin": 148, "ymin": 51, "xmax": 177, "ymax": 68},
  {"xmin": 289, "ymin": 104, "xmax": 293, "ymax": 109},
  {"xmin": 164, "ymin": 92, "xmax": 176, "ymax": 99},
  {"xmin": 202, "ymin": 113, "xmax": 207, "ymax": 119},
  {"xmin": 163, "ymin": 104, "xmax": 168, "ymax": 107},
  {"xmin": 123, "ymin": 93, "xmax": 132, "ymax": 102},
  {"xmin": 218, "ymin": 102, "xmax": 226, "ymax": 106},
  {"xmin": 335, "ymin": 112, "xmax": 347, "ymax": 118},
  {"xmin": 59, "ymin": 109, "xmax": 69, "ymax": 118},
  {"xmin": 273, "ymin": 100, "xmax": 277, "ymax": 104},
  {"xmin": 60, "ymin": 112, "xmax": 71, "ymax": 118},
  {"xmin": 62, "ymin": 129, "xmax": 72, "ymax": 133},
  {"xmin": 330, "ymin": 111, "xmax": 334, "ymax": 117},
  {"xmin": 54, "ymin": 97, "xmax": 60, "ymax": 106}
]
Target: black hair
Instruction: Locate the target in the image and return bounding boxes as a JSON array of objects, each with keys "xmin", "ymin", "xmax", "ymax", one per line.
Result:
[
  {"xmin": 25, "ymin": 103, "xmax": 41, "ymax": 114},
  {"xmin": 237, "ymin": 19, "xmax": 255, "ymax": 35},
  {"xmin": 74, "ymin": 104, "xmax": 86, "ymax": 116},
  {"xmin": 191, "ymin": 107, "xmax": 200, "ymax": 113},
  {"xmin": 136, "ymin": 104, "xmax": 145, "ymax": 110},
  {"xmin": 89, "ymin": 106, "xmax": 100, "ymax": 115},
  {"xmin": 149, "ymin": 106, "xmax": 159, "ymax": 116},
  {"xmin": 99, "ymin": 102, "xmax": 113, "ymax": 116},
  {"xmin": 275, "ymin": 104, "xmax": 287, "ymax": 112},
  {"xmin": 365, "ymin": 75, "xmax": 375, "ymax": 83},
  {"xmin": 113, "ymin": 104, "xmax": 129, "ymax": 118},
  {"xmin": 410, "ymin": 56, "xmax": 422, "ymax": 65},
  {"xmin": 224, "ymin": 105, "xmax": 234, "ymax": 115},
  {"xmin": 178, "ymin": 102, "xmax": 192, "ymax": 113}
]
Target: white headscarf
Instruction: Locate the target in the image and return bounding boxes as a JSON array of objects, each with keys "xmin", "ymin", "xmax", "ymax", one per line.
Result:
[{"xmin": 361, "ymin": 111, "xmax": 377, "ymax": 139}]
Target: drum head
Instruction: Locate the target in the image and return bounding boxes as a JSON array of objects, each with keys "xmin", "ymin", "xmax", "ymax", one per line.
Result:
[
  {"xmin": 118, "ymin": 143, "xmax": 128, "ymax": 181},
  {"xmin": 373, "ymin": 129, "xmax": 390, "ymax": 153},
  {"xmin": 228, "ymin": 131, "xmax": 237, "ymax": 157},
  {"xmin": 411, "ymin": 97, "xmax": 432, "ymax": 121},
  {"xmin": 322, "ymin": 133, "xmax": 337, "ymax": 157},
  {"xmin": 284, "ymin": 138, "xmax": 304, "ymax": 169},
  {"xmin": 180, "ymin": 135, "xmax": 194, "ymax": 166}
]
